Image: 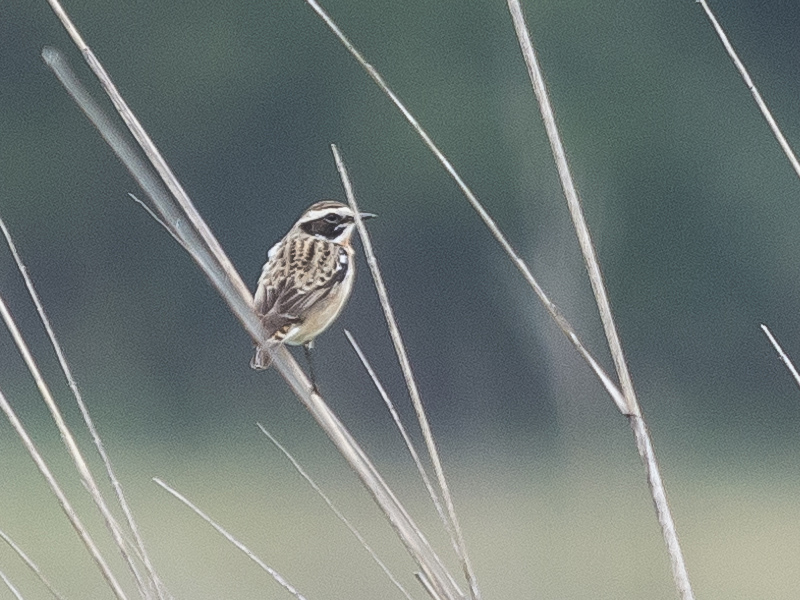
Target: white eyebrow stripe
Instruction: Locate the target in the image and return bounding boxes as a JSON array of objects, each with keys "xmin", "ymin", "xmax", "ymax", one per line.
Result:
[{"xmin": 300, "ymin": 207, "xmax": 354, "ymax": 222}]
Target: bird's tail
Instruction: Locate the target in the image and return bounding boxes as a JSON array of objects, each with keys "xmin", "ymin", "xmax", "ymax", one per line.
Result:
[{"xmin": 250, "ymin": 345, "xmax": 273, "ymax": 370}]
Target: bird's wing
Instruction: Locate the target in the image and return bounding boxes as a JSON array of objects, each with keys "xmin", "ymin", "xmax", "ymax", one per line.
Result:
[
  {"xmin": 254, "ymin": 237, "xmax": 349, "ymax": 338},
  {"xmin": 278, "ymin": 240, "xmax": 349, "ymax": 315}
]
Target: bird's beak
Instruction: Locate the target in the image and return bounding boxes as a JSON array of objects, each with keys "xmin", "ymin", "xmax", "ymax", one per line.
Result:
[{"xmin": 358, "ymin": 212, "xmax": 377, "ymax": 220}]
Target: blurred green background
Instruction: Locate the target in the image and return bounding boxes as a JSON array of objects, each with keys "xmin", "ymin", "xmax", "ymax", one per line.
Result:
[{"xmin": 3, "ymin": 0, "xmax": 800, "ymax": 598}]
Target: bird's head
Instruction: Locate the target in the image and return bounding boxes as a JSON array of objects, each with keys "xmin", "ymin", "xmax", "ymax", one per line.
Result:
[{"xmin": 295, "ymin": 200, "xmax": 376, "ymax": 244}]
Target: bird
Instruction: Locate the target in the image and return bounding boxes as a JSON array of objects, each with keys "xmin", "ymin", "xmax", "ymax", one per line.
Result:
[{"xmin": 250, "ymin": 200, "xmax": 375, "ymax": 376}]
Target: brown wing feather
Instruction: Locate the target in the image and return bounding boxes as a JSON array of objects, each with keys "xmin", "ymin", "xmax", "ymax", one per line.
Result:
[{"xmin": 254, "ymin": 236, "xmax": 348, "ymax": 342}]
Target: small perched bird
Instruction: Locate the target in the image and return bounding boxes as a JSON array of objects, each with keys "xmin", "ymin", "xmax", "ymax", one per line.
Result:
[{"xmin": 250, "ymin": 200, "xmax": 375, "ymax": 372}]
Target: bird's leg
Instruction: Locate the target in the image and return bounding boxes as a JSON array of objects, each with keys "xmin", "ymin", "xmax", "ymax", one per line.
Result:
[{"xmin": 303, "ymin": 343, "xmax": 320, "ymax": 394}]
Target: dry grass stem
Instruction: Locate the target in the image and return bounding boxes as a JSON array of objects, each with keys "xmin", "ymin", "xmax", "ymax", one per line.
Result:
[
  {"xmin": 0, "ymin": 284, "xmax": 148, "ymax": 597},
  {"xmin": 305, "ymin": 0, "xmax": 628, "ymax": 416},
  {"xmin": 299, "ymin": 392, "xmax": 464, "ymax": 600},
  {"xmin": 257, "ymin": 424, "xmax": 416, "ymax": 600},
  {"xmin": 629, "ymin": 415, "xmax": 693, "ymax": 599},
  {"xmin": 152, "ymin": 479, "xmax": 308, "ymax": 600},
  {"xmin": 697, "ymin": 0, "xmax": 800, "ymax": 179},
  {"xmin": 416, "ymin": 572, "xmax": 445, "ymax": 600},
  {"xmin": 507, "ymin": 1, "xmax": 693, "ymax": 597},
  {"xmin": 0, "ymin": 217, "xmax": 168, "ymax": 600},
  {"xmin": 41, "ymin": 46, "xmax": 309, "ymax": 398},
  {"xmin": 506, "ymin": 0, "xmax": 639, "ymax": 417},
  {"xmin": 0, "ymin": 570, "xmax": 23, "ymax": 600},
  {"xmin": 332, "ymin": 145, "xmax": 480, "ymax": 600},
  {"xmin": 0, "ymin": 528, "xmax": 66, "ymax": 600},
  {"xmin": 0, "ymin": 229, "xmax": 154, "ymax": 597},
  {"xmin": 344, "ymin": 330, "xmax": 452, "ymax": 541},
  {"xmin": 43, "ymin": 4, "xmax": 466, "ymax": 597},
  {"xmin": 761, "ymin": 324, "xmax": 800, "ymax": 389},
  {"xmin": 0, "ymin": 379, "xmax": 127, "ymax": 599},
  {"xmin": 128, "ymin": 193, "xmax": 192, "ymax": 253},
  {"xmin": 305, "ymin": 0, "xmax": 695, "ymax": 596},
  {"xmin": 43, "ymin": 1, "xmax": 251, "ymax": 306}
]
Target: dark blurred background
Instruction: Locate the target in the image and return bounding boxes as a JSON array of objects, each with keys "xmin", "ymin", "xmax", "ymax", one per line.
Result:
[{"xmin": 3, "ymin": 1, "xmax": 800, "ymax": 598}]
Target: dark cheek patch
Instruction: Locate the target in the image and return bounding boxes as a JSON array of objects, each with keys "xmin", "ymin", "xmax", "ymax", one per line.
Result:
[
  {"xmin": 300, "ymin": 221, "xmax": 317, "ymax": 236},
  {"xmin": 301, "ymin": 217, "xmax": 344, "ymax": 238},
  {"xmin": 301, "ymin": 221, "xmax": 325, "ymax": 236}
]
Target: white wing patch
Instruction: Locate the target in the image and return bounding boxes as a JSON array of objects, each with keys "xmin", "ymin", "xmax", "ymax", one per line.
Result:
[{"xmin": 267, "ymin": 240, "xmax": 282, "ymax": 261}]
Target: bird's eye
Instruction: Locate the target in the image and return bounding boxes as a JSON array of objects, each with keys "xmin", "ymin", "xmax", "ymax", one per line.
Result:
[{"xmin": 324, "ymin": 214, "xmax": 340, "ymax": 223}]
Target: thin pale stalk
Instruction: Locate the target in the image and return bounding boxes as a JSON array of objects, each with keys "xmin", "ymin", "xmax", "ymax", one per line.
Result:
[
  {"xmin": 257, "ymin": 424, "xmax": 417, "ymax": 600},
  {"xmin": 344, "ymin": 330, "xmax": 451, "ymax": 543},
  {"xmin": 299, "ymin": 388, "xmax": 464, "ymax": 600},
  {"xmin": 416, "ymin": 572, "xmax": 444, "ymax": 600},
  {"xmin": 128, "ymin": 193, "xmax": 191, "ymax": 253},
  {"xmin": 41, "ymin": 47, "xmax": 336, "ymax": 420},
  {"xmin": 0, "ymin": 570, "xmax": 24, "ymax": 600},
  {"xmin": 43, "ymin": 15, "xmax": 464, "ymax": 597},
  {"xmin": 697, "ymin": 0, "xmax": 800, "ymax": 179},
  {"xmin": 0, "ymin": 528, "xmax": 66, "ymax": 600},
  {"xmin": 152, "ymin": 479, "xmax": 308, "ymax": 600},
  {"xmin": 41, "ymin": 47, "xmax": 261, "ymax": 363},
  {"xmin": 506, "ymin": 1, "xmax": 694, "ymax": 598},
  {"xmin": 304, "ymin": 0, "xmax": 628, "ymax": 415},
  {"xmin": 0, "ymin": 217, "xmax": 168, "ymax": 600},
  {"xmin": 0, "ymin": 381, "xmax": 127, "ymax": 599},
  {"xmin": 506, "ymin": 0, "xmax": 638, "ymax": 417},
  {"xmin": 41, "ymin": 46, "xmax": 322, "ymax": 425},
  {"xmin": 761, "ymin": 324, "xmax": 800, "ymax": 389},
  {"xmin": 0, "ymin": 292, "xmax": 146, "ymax": 598},
  {"xmin": 629, "ymin": 415, "xmax": 693, "ymax": 599},
  {"xmin": 332, "ymin": 145, "xmax": 479, "ymax": 600},
  {"xmin": 43, "ymin": 1, "xmax": 251, "ymax": 306}
]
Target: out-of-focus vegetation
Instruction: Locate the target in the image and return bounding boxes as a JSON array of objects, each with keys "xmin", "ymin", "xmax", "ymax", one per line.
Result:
[{"xmin": 2, "ymin": 1, "xmax": 800, "ymax": 598}]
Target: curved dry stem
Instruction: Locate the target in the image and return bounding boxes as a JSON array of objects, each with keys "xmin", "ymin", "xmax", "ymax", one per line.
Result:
[
  {"xmin": 0, "ymin": 570, "xmax": 23, "ymax": 600},
  {"xmin": 0, "ymin": 217, "xmax": 168, "ymax": 600},
  {"xmin": 257, "ymin": 424, "xmax": 416, "ymax": 600},
  {"xmin": 696, "ymin": 0, "xmax": 800, "ymax": 179},
  {"xmin": 333, "ymin": 146, "xmax": 479, "ymax": 600},
  {"xmin": 43, "ymin": 10, "xmax": 465, "ymax": 597},
  {"xmin": 762, "ymin": 324, "xmax": 800, "ymax": 389},
  {"xmin": 506, "ymin": 3, "xmax": 694, "ymax": 597},
  {"xmin": 0, "ymin": 282, "xmax": 148, "ymax": 597},
  {"xmin": 506, "ymin": 0, "xmax": 639, "ymax": 417},
  {"xmin": 0, "ymin": 528, "xmax": 66, "ymax": 600},
  {"xmin": 344, "ymin": 330, "xmax": 452, "ymax": 542},
  {"xmin": 153, "ymin": 479, "xmax": 308, "ymax": 600},
  {"xmin": 0, "ymin": 378, "xmax": 127, "ymax": 599},
  {"xmin": 303, "ymin": 0, "xmax": 628, "ymax": 416}
]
